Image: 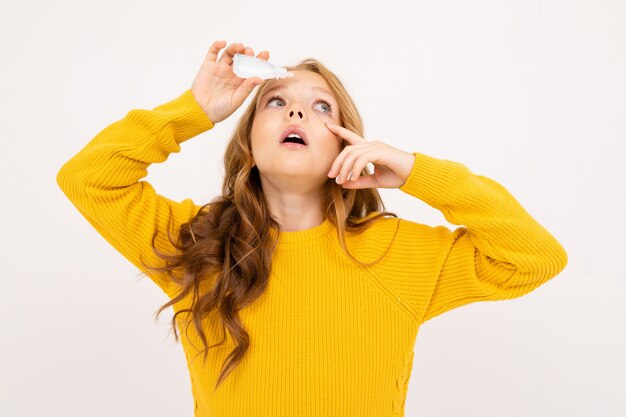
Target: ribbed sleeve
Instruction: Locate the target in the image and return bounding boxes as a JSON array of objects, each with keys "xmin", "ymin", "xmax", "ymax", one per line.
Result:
[
  {"xmin": 397, "ymin": 152, "xmax": 568, "ymax": 323},
  {"xmin": 56, "ymin": 89, "xmax": 214, "ymax": 296}
]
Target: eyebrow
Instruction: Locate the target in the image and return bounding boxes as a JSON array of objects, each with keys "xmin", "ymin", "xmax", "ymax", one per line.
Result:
[{"xmin": 259, "ymin": 84, "xmax": 335, "ymax": 102}]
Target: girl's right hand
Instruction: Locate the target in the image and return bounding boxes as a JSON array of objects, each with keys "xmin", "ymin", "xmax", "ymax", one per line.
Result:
[{"xmin": 190, "ymin": 40, "xmax": 270, "ymax": 124}]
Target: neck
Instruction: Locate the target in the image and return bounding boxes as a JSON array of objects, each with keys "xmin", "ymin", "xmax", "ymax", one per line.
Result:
[{"xmin": 260, "ymin": 175, "xmax": 325, "ymax": 232}]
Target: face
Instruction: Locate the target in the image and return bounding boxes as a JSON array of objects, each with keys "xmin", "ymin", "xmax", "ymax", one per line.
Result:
[{"xmin": 250, "ymin": 70, "xmax": 343, "ymax": 189}]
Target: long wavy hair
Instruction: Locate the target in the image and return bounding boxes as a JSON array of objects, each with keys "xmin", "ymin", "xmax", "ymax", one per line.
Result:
[{"xmin": 141, "ymin": 58, "xmax": 399, "ymax": 391}]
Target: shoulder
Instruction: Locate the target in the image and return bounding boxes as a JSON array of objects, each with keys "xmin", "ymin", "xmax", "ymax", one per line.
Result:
[
  {"xmin": 347, "ymin": 212, "xmax": 449, "ymax": 248},
  {"xmin": 340, "ymin": 212, "xmax": 454, "ymax": 268}
]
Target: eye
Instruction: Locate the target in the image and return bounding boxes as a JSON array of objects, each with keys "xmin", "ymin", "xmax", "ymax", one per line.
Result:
[
  {"xmin": 265, "ymin": 95, "xmax": 333, "ymax": 114},
  {"xmin": 315, "ymin": 100, "xmax": 333, "ymax": 114},
  {"xmin": 266, "ymin": 95, "xmax": 285, "ymax": 107}
]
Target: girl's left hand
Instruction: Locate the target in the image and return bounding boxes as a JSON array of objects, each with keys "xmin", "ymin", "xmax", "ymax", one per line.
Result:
[{"xmin": 325, "ymin": 122, "xmax": 416, "ymax": 189}]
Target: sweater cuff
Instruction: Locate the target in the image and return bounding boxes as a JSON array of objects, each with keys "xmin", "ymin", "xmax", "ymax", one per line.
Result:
[
  {"xmin": 126, "ymin": 89, "xmax": 215, "ymax": 147},
  {"xmin": 398, "ymin": 152, "xmax": 471, "ymax": 208}
]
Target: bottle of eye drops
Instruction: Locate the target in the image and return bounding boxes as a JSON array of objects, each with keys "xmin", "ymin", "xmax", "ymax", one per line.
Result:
[{"xmin": 232, "ymin": 53, "xmax": 294, "ymax": 80}]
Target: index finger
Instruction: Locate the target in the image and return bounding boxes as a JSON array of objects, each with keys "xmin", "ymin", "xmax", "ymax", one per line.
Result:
[
  {"xmin": 325, "ymin": 122, "xmax": 367, "ymax": 144},
  {"xmin": 217, "ymin": 42, "xmax": 246, "ymax": 65},
  {"xmin": 205, "ymin": 40, "xmax": 227, "ymax": 62}
]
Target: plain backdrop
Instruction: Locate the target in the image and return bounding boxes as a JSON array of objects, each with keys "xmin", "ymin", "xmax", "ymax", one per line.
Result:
[{"xmin": 1, "ymin": 0, "xmax": 624, "ymax": 416}]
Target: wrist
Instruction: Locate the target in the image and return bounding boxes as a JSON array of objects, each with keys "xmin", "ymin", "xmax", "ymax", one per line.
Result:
[
  {"xmin": 399, "ymin": 152, "xmax": 416, "ymax": 186},
  {"xmin": 190, "ymin": 89, "xmax": 215, "ymax": 124}
]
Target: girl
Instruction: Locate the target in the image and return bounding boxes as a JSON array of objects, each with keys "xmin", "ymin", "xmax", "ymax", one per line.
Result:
[{"xmin": 57, "ymin": 40, "xmax": 568, "ymax": 416}]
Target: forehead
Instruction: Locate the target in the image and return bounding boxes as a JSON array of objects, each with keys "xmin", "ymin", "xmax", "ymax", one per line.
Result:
[{"xmin": 258, "ymin": 70, "xmax": 335, "ymax": 101}]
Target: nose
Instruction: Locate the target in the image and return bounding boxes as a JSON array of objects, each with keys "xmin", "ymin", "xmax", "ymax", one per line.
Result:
[
  {"xmin": 289, "ymin": 110, "xmax": 303, "ymax": 119},
  {"xmin": 287, "ymin": 103, "xmax": 305, "ymax": 120}
]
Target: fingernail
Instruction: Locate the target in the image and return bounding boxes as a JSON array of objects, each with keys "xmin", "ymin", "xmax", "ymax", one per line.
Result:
[{"xmin": 335, "ymin": 176, "xmax": 341, "ymax": 184}]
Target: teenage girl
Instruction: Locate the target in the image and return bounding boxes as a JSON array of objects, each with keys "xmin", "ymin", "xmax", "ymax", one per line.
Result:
[{"xmin": 57, "ymin": 40, "xmax": 568, "ymax": 417}]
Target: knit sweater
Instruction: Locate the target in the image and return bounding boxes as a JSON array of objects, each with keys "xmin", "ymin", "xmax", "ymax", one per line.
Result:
[{"xmin": 56, "ymin": 89, "xmax": 568, "ymax": 417}]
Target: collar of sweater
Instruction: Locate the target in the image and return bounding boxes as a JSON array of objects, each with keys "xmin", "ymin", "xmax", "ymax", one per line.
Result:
[{"xmin": 268, "ymin": 217, "xmax": 334, "ymax": 244}]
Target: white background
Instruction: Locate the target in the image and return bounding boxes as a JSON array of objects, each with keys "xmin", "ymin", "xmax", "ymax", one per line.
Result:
[{"xmin": 1, "ymin": 0, "xmax": 624, "ymax": 416}]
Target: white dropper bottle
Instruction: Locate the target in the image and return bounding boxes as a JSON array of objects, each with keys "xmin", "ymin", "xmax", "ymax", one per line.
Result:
[{"xmin": 232, "ymin": 53, "xmax": 294, "ymax": 80}]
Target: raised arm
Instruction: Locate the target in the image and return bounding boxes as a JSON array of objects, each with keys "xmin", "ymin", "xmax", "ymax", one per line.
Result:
[
  {"xmin": 56, "ymin": 90, "xmax": 214, "ymax": 296},
  {"xmin": 56, "ymin": 41, "xmax": 269, "ymax": 297},
  {"xmin": 398, "ymin": 152, "xmax": 568, "ymax": 324}
]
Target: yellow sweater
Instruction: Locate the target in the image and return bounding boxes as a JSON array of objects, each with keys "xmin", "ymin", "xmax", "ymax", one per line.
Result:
[{"xmin": 57, "ymin": 89, "xmax": 568, "ymax": 417}]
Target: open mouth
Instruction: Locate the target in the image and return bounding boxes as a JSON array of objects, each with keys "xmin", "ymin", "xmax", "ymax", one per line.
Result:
[
  {"xmin": 279, "ymin": 126, "xmax": 309, "ymax": 146},
  {"xmin": 281, "ymin": 133, "xmax": 307, "ymax": 146}
]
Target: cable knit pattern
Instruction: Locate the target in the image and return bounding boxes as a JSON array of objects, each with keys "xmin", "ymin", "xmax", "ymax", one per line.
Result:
[{"xmin": 56, "ymin": 89, "xmax": 568, "ymax": 417}]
